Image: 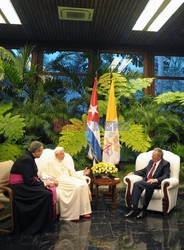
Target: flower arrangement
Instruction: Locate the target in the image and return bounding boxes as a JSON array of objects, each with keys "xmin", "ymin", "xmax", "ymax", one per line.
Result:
[{"xmin": 91, "ymin": 162, "xmax": 118, "ymax": 177}]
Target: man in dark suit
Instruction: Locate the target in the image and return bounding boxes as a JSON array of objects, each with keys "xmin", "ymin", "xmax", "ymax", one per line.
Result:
[{"xmin": 125, "ymin": 148, "xmax": 170, "ymax": 219}]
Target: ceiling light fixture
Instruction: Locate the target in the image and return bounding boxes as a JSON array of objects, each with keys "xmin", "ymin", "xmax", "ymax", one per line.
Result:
[
  {"xmin": 132, "ymin": 0, "xmax": 184, "ymax": 32},
  {"xmin": 132, "ymin": 0, "xmax": 164, "ymax": 31},
  {"xmin": 0, "ymin": 0, "xmax": 21, "ymax": 24},
  {"xmin": 147, "ymin": 0, "xmax": 184, "ymax": 32}
]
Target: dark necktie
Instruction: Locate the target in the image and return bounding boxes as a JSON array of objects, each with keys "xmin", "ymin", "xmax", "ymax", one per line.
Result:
[{"xmin": 147, "ymin": 162, "xmax": 156, "ymax": 181}]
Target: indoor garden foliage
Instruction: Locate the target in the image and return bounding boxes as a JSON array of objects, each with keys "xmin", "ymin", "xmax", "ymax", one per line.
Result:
[{"xmin": 0, "ymin": 46, "xmax": 183, "ymax": 181}]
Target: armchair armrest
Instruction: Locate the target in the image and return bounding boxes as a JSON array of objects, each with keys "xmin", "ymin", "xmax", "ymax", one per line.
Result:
[
  {"xmin": 124, "ymin": 175, "xmax": 143, "ymax": 192},
  {"xmin": 160, "ymin": 177, "xmax": 179, "ymax": 214},
  {"xmin": 0, "ymin": 186, "xmax": 13, "ymax": 201},
  {"xmin": 124, "ymin": 175, "xmax": 143, "ymax": 208},
  {"xmin": 161, "ymin": 177, "xmax": 179, "ymax": 190},
  {"xmin": 76, "ymin": 170, "xmax": 84, "ymax": 176},
  {"xmin": 82, "ymin": 176, "xmax": 91, "ymax": 185}
]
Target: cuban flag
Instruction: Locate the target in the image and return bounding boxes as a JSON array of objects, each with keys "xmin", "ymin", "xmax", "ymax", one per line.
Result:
[{"xmin": 86, "ymin": 77, "xmax": 101, "ymax": 162}]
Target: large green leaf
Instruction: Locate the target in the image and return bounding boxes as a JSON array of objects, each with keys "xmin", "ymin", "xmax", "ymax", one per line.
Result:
[
  {"xmin": 58, "ymin": 118, "xmax": 87, "ymax": 156},
  {"xmin": 0, "ymin": 102, "xmax": 12, "ymax": 116},
  {"xmin": 98, "ymin": 72, "xmax": 154, "ymax": 99},
  {"xmin": 155, "ymin": 91, "xmax": 184, "ymax": 105},
  {"xmin": 118, "ymin": 116, "xmax": 151, "ymax": 152},
  {"xmin": 0, "ymin": 103, "xmax": 25, "ymax": 142},
  {"xmin": 0, "ymin": 142, "xmax": 24, "ymax": 161},
  {"xmin": 0, "ymin": 47, "xmax": 17, "ymax": 65},
  {"xmin": 0, "ymin": 60, "xmax": 4, "ymax": 81},
  {"xmin": 0, "ymin": 113, "xmax": 25, "ymax": 141}
]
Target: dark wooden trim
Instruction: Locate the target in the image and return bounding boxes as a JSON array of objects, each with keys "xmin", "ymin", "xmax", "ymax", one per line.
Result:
[
  {"xmin": 42, "ymin": 72, "xmax": 88, "ymax": 77},
  {"xmin": 162, "ymin": 182, "xmax": 170, "ymax": 214},
  {"xmin": 125, "ymin": 177, "xmax": 132, "ymax": 208},
  {"xmin": 1, "ymin": 42, "xmax": 184, "ymax": 56},
  {"xmin": 155, "ymin": 76, "xmax": 184, "ymax": 80},
  {"xmin": 144, "ymin": 52, "xmax": 155, "ymax": 96}
]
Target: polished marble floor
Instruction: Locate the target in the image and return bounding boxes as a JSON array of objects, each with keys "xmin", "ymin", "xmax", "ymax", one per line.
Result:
[{"xmin": 1, "ymin": 188, "xmax": 184, "ymax": 250}]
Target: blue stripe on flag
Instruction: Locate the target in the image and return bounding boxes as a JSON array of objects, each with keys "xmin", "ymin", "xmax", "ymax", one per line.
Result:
[{"xmin": 86, "ymin": 124, "xmax": 101, "ymax": 162}]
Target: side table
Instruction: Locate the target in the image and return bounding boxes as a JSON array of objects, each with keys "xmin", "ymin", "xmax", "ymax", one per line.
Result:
[{"xmin": 91, "ymin": 177, "xmax": 120, "ymax": 208}]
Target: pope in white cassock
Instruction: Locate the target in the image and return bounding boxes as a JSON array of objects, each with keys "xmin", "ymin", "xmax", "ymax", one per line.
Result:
[{"xmin": 39, "ymin": 147, "xmax": 92, "ymax": 221}]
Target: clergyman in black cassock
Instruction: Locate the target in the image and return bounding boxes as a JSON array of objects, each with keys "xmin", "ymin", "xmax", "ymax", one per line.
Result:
[{"xmin": 9, "ymin": 141, "xmax": 53, "ymax": 235}]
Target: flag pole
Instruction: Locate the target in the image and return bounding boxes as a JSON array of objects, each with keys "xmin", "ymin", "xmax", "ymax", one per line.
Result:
[{"xmin": 93, "ymin": 72, "xmax": 98, "ymax": 166}]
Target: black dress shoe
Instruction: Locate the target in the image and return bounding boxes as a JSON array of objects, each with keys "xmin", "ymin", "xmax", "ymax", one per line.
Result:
[
  {"xmin": 124, "ymin": 210, "xmax": 137, "ymax": 218},
  {"xmin": 136, "ymin": 210, "xmax": 147, "ymax": 219}
]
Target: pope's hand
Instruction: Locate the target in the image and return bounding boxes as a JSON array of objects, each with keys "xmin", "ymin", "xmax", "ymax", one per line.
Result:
[
  {"xmin": 84, "ymin": 167, "xmax": 90, "ymax": 176},
  {"xmin": 45, "ymin": 179, "xmax": 54, "ymax": 187},
  {"xmin": 50, "ymin": 177, "xmax": 58, "ymax": 187}
]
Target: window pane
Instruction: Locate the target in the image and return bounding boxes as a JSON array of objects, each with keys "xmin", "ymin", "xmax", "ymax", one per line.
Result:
[
  {"xmin": 43, "ymin": 51, "xmax": 89, "ymax": 73},
  {"xmin": 8, "ymin": 49, "xmax": 32, "ymax": 69},
  {"xmin": 155, "ymin": 56, "xmax": 184, "ymax": 77},
  {"xmin": 100, "ymin": 53, "xmax": 143, "ymax": 74},
  {"xmin": 155, "ymin": 79, "xmax": 184, "ymax": 95}
]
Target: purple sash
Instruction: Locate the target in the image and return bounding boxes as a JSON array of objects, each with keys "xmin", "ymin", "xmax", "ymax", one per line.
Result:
[
  {"xmin": 9, "ymin": 174, "xmax": 40, "ymax": 184},
  {"xmin": 9, "ymin": 173, "xmax": 24, "ymax": 184},
  {"xmin": 9, "ymin": 173, "xmax": 57, "ymax": 220}
]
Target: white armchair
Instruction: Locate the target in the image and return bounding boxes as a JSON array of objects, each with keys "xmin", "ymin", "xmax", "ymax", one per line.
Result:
[{"xmin": 123, "ymin": 150, "xmax": 180, "ymax": 214}]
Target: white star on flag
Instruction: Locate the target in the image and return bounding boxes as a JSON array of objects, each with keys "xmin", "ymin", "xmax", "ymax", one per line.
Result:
[{"xmin": 88, "ymin": 105, "xmax": 98, "ymax": 116}]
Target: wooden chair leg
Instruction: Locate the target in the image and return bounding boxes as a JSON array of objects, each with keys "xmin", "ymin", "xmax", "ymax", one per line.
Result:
[{"xmin": 125, "ymin": 178, "xmax": 132, "ymax": 208}]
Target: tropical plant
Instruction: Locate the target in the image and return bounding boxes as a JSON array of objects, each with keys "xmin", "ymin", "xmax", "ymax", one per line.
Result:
[
  {"xmin": 123, "ymin": 95, "xmax": 182, "ymax": 148},
  {"xmin": 0, "ymin": 103, "xmax": 25, "ymax": 161},
  {"xmin": 155, "ymin": 91, "xmax": 184, "ymax": 106},
  {"xmin": 98, "ymin": 72, "xmax": 153, "ymax": 100},
  {"xmin": 58, "ymin": 116, "xmax": 87, "ymax": 155},
  {"xmin": 168, "ymin": 143, "xmax": 184, "ymax": 162},
  {"xmin": 72, "ymin": 148, "xmax": 92, "ymax": 171},
  {"xmin": 58, "ymin": 72, "xmax": 153, "ymax": 158},
  {"xmin": 0, "ymin": 46, "xmax": 72, "ymax": 145},
  {"xmin": 168, "ymin": 143, "xmax": 184, "ymax": 183}
]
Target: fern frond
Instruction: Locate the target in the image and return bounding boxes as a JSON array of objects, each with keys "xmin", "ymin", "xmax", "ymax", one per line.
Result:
[
  {"xmin": 118, "ymin": 116, "xmax": 151, "ymax": 152},
  {"xmin": 0, "ymin": 103, "xmax": 12, "ymax": 116},
  {"xmin": 58, "ymin": 118, "xmax": 87, "ymax": 156},
  {"xmin": 0, "ymin": 113, "xmax": 25, "ymax": 141},
  {"xmin": 155, "ymin": 91, "xmax": 184, "ymax": 105},
  {"xmin": 0, "ymin": 47, "xmax": 17, "ymax": 65},
  {"xmin": 0, "ymin": 142, "xmax": 24, "ymax": 161},
  {"xmin": 98, "ymin": 72, "xmax": 154, "ymax": 99}
]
